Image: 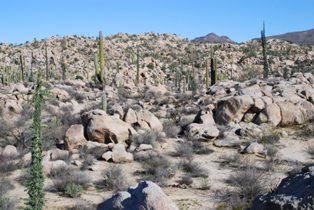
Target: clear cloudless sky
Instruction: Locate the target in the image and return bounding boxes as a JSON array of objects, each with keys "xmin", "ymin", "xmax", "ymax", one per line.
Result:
[{"xmin": 0, "ymin": 0, "xmax": 313, "ymax": 44}]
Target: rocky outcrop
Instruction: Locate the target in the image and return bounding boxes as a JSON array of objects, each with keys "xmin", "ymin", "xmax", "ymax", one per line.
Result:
[
  {"xmin": 215, "ymin": 95, "xmax": 254, "ymax": 124},
  {"xmin": 64, "ymin": 124, "xmax": 87, "ymax": 151},
  {"xmin": 81, "ymin": 110, "xmax": 132, "ymax": 144},
  {"xmin": 124, "ymin": 108, "xmax": 163, "ymax": 132},
  {"xmin": 252, "ymin": 165, "xmax": 314, "ymax": 210},
  {"xmin": 97, "ymin": 181, "xmax": 179, "ymax": 210}
]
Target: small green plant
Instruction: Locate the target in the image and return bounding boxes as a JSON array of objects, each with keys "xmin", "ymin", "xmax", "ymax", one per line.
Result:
[{"xmin": 65, "ymin": 182, "xmax": 83, "ymax": 198}]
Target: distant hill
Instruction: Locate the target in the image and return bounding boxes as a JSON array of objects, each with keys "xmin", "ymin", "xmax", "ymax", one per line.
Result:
[
  {"xmin": 193, "ymin": 33, "xmax": 236, "ymax": 43},
  {"xmin": 267, "ymin": 29, "xmax": 314, "ymax": 45}
]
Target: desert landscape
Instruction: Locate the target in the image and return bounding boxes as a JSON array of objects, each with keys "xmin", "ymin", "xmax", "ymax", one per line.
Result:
[{"xmin": 0, "ymin": 1, "xmax": 314, "ymax": 210}]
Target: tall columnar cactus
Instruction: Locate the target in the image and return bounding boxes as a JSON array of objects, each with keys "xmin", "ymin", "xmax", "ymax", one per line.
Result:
[
  {"xmin": 210, "ymin": 48, "xmax": 217, "ymax": 86},
  {"xmin": 19, "ymin": 54, "xmax": 25, "ymax": 81},
  {"xmin": 136, "ymin": 47, "xmax": 140, "ymax": 86},
  {"xmin": 26, "ymin": 69, "xmax": 45, "ymax": 210},
  {"xmin": 45, "ymin": 42, "xmax": 49, "ymax": 80},
  {"xmin": 29, "ymin": 52, "xmax": 34, "ymax": 82},
  {"xmin": 261, "ymin": 21, "xmax": 269, "ymax": 79},
  {"xmin": 98, "ymin": 31, "xmax": 106, "ymax": 84},
  {"xmin": 205, "ymin": 58, "xmax": 209, "ymax": 89}
]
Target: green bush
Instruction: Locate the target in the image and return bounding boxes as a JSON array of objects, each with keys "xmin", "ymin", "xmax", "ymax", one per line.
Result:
[{"xmin": 65, "ymin": 182, "xmax": 83, "ymax": 198}]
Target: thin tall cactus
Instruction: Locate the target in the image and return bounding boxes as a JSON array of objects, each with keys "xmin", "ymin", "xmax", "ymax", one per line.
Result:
[
  {"xmin": 205, "ymin": 57, "xmax": 209, "ymax": 88},
  {"xmin": 98, "ymin": 31, "xmax": 105, "ymax": 84},
  {"xmin": 210, "ymin": 48, "xmax": 217, "ymax": 86},
  {"xmin": 261, "ymin": 21, "xmax": 269, "ymax": 79},
  {"xmin": 26, "ymin": 69, "xmax": 45, "ymax": 210}
]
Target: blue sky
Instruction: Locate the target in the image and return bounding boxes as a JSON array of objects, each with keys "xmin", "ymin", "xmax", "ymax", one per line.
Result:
[{"xmin": 0, "ymin": 0, "xmax": 313, "ymax": 44}]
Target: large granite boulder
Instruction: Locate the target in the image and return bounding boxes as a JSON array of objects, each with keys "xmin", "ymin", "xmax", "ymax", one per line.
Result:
[
  {"xmin": 82, "ymin": 110, "xmax": 132, "ymax": 144},
  {"xmin": 215, "ymin": 95, "xmax": 254, "ymax": 125},
  {"xmin": 252, "ymin": 165, "xmax": 314, "ymax": 210},
  {"xmin": 64, "ymin": 124, "xmax": 87, "ymax": 151},
  {"xmin": 97, "ymin": 181, "xmax": 179, "ymax": 210}
]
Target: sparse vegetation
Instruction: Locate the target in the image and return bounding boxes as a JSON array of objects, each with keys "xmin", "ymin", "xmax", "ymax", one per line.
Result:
[
  {"xmin": 141, "ymin": 154, "xmax": 176, "ymax": 184},
  {"xmin": 49, "ymin": 166, "xmax": 90, "ymax": 197},
  {"xmin": 100, "ymin": 165, "xmax": 128, "ymax": 191},
  {"xmin": 131, "ymin": 130, "xmax": 163, "ymax": 147}
]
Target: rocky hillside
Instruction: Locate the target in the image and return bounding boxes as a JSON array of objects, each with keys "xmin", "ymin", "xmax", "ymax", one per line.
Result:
[
  {"xmin": 0, "ymin": 69, "xmax": 314, "ymax": 209},
  {"xmin": 193, "ymin": 33, "xmax": 235, "ymax": 43},
  {"xmin": 0, "ymin": 33, "xmax": 313, "ymax": 89},
  {"xmin": 268, "ymin": 28, "xmax": 314, "ymax": 45}
]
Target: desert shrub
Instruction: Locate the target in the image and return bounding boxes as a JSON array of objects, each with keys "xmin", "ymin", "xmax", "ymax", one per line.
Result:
[
  {"xmin": 69, "ymin": 200, "xmax": 94, "ymax": 210},
  {"xmin": 259, "ymin": 132, "xmax": 280, "ymax": 144},
  {"xmin": 49, "ymin": 166, "xmax": 90, "ymax": 197},
  {"xmin": 42, "ymin": 105, "xmax": 81, "ymax": 150},
  {"xmin": 163, "ymin": 120, "xmax": 180, "ymax": 138},
  {"xmin": 131, "ymin": 130, "xmax": 162, "ymax": 147},
  {"xmin": 0, "ymin": 103, "xmax": 32, "ymax": 151},
  {"xmin": 0, "ymin": 178, "xmax": 13, "ymax": 197},
  {"xmin": 219, "ymin": 153, "xmax": 244, "ymax": 168},
  {"xmin": 192, "ymin": 141, "xmax": 214, "ymax": 155},
  {"xmin": 177, "ymin": 176, "xmax": 193, "ymax": 186},
  {"xmin": 64, "ymin": 88, "xmax": 86, "ymax": 103},
  {"xmin": 101, "ymin": 165, "xmax": 128, "ymax": 191},
  {"xmin": 174, "ymin": 142, "xmax": 193, "ymax": 159},
  {"xmin": 224, "ymin": 165, "xmax": 266, "ymax": 208},
  {"xmin": 81, "ymin": 154, "xmax": 94, "ymax": 170},
  {"xmin": 179, "ymin": 159, "xmax": 208, "ymax": 178},
  {"xmin": 65, "ymin": 183, "xmax": 83, "ymax": 198},
  {"xmin": 0, "ymin": 198, "xmax": 15, "ymax": 210},
  {"xmin": 141, "ymin": 155, "xmax": 176, "ymax": 184},
  {"xmin": 0, "ymin": 155, "xmax": 21, "ymax": 173},
  {"xmin": 0, "ymin": 177, "xmax": 15, "ymax": 210},
  {"xmin": 199, "ymin": 177, "xmax": 211, "ymax": 190},
  {"xmin": 264, "ymin": 144, "xmax": 279, "ymax": 171}
]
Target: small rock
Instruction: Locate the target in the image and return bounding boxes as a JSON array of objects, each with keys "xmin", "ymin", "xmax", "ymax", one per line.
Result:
[
  {"xmin": 240, "ymin": 142, "xmax": 265, "ymax": 156},
  {"xmin": 102, "ymin": 151, "xmax": 113, "ymax": 161},
  {"xmin": 112, "ymin": 144, "xmax": 133, "ymax": 163},
  {"xmin": 1, "ymin": 145, "xmax": 18, "ymax": 158}
]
